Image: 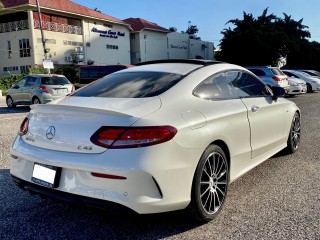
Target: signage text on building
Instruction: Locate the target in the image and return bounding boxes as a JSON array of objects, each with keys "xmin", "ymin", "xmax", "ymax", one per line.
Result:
[{"xmin": 91, "ymin": 27, "xmax": 125, "ymax": 39}]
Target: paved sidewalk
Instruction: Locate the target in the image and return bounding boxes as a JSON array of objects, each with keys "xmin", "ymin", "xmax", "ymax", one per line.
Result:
[{"xmin": 0, "ymin": 96, "xmax": 5, "ymax": 106}]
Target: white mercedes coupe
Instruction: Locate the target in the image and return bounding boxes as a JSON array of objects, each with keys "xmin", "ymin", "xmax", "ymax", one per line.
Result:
[{"xmin": 10, "ymin": 60, "xmax": 301, "ymax": 222}]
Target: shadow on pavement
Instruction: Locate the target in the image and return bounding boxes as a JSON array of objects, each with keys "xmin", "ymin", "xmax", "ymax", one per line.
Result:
[
  {"xmin": 0, "ymin": 169, "xmax": 201, "ymax": 239},
  {"xmin": 0, "ymin": 106, "xmax": 30, "ymax": 114}
]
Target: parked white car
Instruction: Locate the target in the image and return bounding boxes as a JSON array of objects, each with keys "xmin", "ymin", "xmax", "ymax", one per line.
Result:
[
  {"xmin": 299, "ymin": 70, "xmax": 320, "ymax": 78},
  {"xmin": 282, "ymin": 69, "xmax": 320, "ymax": 93},
  {"xmin": 10, "ymin": 60, "xmax": 301, "ymax": 222},
  {"xmin": 287, "ymin": 77, "xmax": 307, "ymax": 96}
]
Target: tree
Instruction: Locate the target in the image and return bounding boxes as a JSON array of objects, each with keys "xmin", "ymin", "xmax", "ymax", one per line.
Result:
[
  {"xmin": 169, "ymin": 27, "xmax": 177, "ymax": 32},
  {"xmin": 218, "ymin": 8, "xmax": 319, "ymax": 69},
  {"xmin": 93, "ymin": 7, "xmax": 101, "ymax": 13},
  {"xmin": 186, "ymin": 25, "xmax": 199, "ymax": 36}
]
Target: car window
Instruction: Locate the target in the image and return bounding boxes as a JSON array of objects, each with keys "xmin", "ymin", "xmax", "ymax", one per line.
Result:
[
  {"xmin": 270, "ymin": 68, "xmax": 285, "ymax": 75},
  {"xmin": 283, "ymin": 71, "xmax": 296, "ymax": 77},
  {"xmin": 193, "ymin": 71, "xmax": 237, "ymax": 100},
  {"xmin": 248, "ymin": 69, "xmax": 266, "ymax": 76},
  {"xmin": 304, "ymin": 71, "xmax": 317, "ymax": 76},
  {"xmin": 73, "ymin": 72, "xmax": 183, "ymax": 98},
  {"xmin": 41, "ymin": 76, "xmax": 70, "ymax": 85},
  {"xmin": 25, "ymin": 77, "xmax": 37, "ymax": 87},
  {"xmin": 230, "ymin": 71, "xmax": 271, "ymax": 97},
  {"xmin": 16, "ymin": 78, "xmax": 27, "ymax": 87}
]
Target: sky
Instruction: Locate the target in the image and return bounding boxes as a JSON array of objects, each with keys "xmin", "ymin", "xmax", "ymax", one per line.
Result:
[{"xmin": 73, "ymin": 0, "xmax": 320, "ymax": 48}]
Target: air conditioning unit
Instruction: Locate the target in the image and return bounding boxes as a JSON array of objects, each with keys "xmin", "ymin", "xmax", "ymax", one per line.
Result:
[{"xmin": 65, "ymin": 56, "xmax": 72, "ymax": 62}]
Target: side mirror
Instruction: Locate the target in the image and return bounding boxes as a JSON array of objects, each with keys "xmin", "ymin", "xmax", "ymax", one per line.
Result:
[
  {"xmin": 12, "ymin": 84, "xmax": 20, "ymax": 89},
  {"xmin": 271, "ymin": 86, "xmax": 285, "ymax": 100}
]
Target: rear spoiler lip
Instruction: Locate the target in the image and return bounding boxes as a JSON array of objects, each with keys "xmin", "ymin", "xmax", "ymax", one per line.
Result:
[{"xmin": 30, "ymin": 104, "xmax": 133, "ymax": 117}]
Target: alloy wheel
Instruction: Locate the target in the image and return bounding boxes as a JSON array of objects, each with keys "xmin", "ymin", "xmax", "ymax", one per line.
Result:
[
  {"xmin": 199, "ymin": 152, "xmax": 228, "ymax": 215},
  {"xmin": 291, "ymin": 114, "xmax": 301, "ymax": 151}
]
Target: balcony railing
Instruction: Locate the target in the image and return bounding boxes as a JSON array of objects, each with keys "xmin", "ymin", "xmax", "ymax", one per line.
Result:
[
  {"xmin": 34, "ymin": 20, "xmax": 82, "ymax": 35},
  {"xmin": 0, "ymin": 20, "xmax": 29, "ymax": 33}
]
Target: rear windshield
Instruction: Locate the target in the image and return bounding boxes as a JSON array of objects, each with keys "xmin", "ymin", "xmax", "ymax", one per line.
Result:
[
  {"xmin": 73, "ymin": 72, "xmax": 183, "ymax": 98},
  {"xmin": 41, "ymin": 76, "xmax": 70, "ymax": 85}
]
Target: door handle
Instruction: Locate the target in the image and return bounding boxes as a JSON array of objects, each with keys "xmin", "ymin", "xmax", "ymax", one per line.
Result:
[{"xmin": 251, "ymin": 105, "xmax": 260, "ymax": 112}]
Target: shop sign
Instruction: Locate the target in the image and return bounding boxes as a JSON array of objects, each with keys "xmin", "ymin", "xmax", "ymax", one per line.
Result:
[
  {"xmin": 170, "ymin": 44, "xmax": 188, "ymax": 49},
  {"xmin": 91, "ymin": 27, "xmax": 126, "ymax": 39}
]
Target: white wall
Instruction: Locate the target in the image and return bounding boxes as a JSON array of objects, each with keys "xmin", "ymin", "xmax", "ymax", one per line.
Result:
[
  {"xmin": 167, "ymin": 32, "xmax": 189, "ymax": 59},
  {"xmin": 0, "ymin": 29, "xmax": 35, "ymax": 76},
  {"xmin": 139, "ymin": 30, "xmax": 168, "ymax": 63},
  {"xmin": 83, "ymin": 20, "xmax": 131, "ymax": 65}
]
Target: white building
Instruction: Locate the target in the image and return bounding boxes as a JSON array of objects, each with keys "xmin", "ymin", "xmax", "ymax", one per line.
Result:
[
  {"xmin": 0, "ymin": 1, "xmax": 214, "ymax": 76},
  {"xmin": 0, "ymin": 0, "xmax": 132, "ymax": 76},
  {"xmin": 124, "ymin": 18, "xmax": 215, "ymax": 64}
]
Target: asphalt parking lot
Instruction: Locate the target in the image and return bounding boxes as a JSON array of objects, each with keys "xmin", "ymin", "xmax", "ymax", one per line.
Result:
[{"xmin": 0, "ymin": 94, "xmax": 319, "ymax": 240}]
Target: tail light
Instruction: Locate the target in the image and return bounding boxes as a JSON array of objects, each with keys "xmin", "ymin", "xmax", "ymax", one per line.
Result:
[
  {"xmin": 91, "ymin": 126, "xmax": 177, "ymax": 149},
  {"xmin": 19, "ymin": 117, "xmax": 29, "ymax": 136},
  {"xmin": 39, "ymin": 86, "xmax": 49, "ymax": 93},
  {"xmin": 71, "ymin": 85, "xmax": 75, "ymax": 92},
  {"xmin": 272, "ymin": 76, "xmax": 282, "ymax": 82}
]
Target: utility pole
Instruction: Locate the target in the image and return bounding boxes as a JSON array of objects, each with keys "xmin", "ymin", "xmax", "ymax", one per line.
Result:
[{"xmin": 36, "ymin": 0, "xmax": 50, "ymax": 73}]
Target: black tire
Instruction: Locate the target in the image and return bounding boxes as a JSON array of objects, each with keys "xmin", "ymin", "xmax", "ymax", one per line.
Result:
[
  {"xmin": 32, "ymin": 97, "xmax": 41, "ymax": 105},
  {"xmin": 6, "ymin": 96, "xmax": 16, "ymax": 108},
  {"xmin": 285, "ymin": 112, "xmax": 301, "ymax": 154},
  {"xmin": 188, "ymin": 144, "xmax": 229, "ymax": 223},
  {"xmin": 307, "ymin": 84, "xmax": 313, "ymax": 93}
]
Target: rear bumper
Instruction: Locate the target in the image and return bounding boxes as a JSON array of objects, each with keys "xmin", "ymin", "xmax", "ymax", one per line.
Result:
[
  {"xmin": 11, "ymin": 174, "xmax": 136, "ymax": 214},
  {"xmin": 39, "ymin": 93, "xmax": 65, "ymax": 104},
  {"xmin": 10, "ymin": 135, "xmax": 200, "ymax": 214}
]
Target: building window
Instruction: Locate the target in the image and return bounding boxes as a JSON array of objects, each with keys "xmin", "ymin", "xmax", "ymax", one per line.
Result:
[
  {"xmin": 106, "ymin": 44, "xmax": 119, "ymax": 50},
  {"xmin": 86, "ymin": 42, "xmax": 91, "ymax": 47},
  {"xmin": 20, "ymin": 65, "xmax": 31, "ymax": 74},
  {"xmin": 3, "ymin": 66, "xmax": 19, "ymax": 72},
  {"xmin": 19, "ymin": 39, "xmax": 31, "ymax": 57},
  {"xmin": 130, "ymin": 33, "xmax": 135, "ymax": 40},
  {"xmin": 8, "ymin": 41, "xmax": 12, "ymax": 58},
  {"xmin": 63, "ymin": 40, "xmax": 83, "ymax": 46}
]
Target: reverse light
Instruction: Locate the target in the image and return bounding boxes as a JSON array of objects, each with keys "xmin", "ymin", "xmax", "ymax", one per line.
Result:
[
  {"xmin": 19, "ymin": 117, "xmax": 29, "ymax": 136},
  {"xmin": 39, "ymin": 85, "xmax": 49, "ymax": 93},
  {"xmin": 91, "ymin": 126, "xmax": 177, "ymax": 149}
]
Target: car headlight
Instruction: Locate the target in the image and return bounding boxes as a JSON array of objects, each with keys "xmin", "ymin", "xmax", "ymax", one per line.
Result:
[{"xmin": 289, "ymin": 81, "xmax": 298, "ymax": 86}]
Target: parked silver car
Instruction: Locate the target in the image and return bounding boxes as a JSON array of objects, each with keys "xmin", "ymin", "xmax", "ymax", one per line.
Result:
[
  {"xmin": 6, "ymin": 74, "xmax": 74, "ymax": 108},
  {"xmin": 246, "ymin": 66, "xmax": 290, "ymax": 92}
]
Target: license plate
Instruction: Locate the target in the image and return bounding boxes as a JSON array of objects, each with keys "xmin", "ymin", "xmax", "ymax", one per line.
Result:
[
  {"xmin": 31, "ymin": 163, "xmax": 61, "ymax": 188},
  {"xmin": 55, "ymin": 89, "xmax": 67, "ymax": 94}
]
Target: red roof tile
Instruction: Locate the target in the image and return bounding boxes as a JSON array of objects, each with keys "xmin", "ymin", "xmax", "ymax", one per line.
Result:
[
  {"xmin": 123, "ymin": 18, "xmax": 169, "ymax": 32},
  {"xmin": 1, "ymin": 0, "xmax": 127, "ymax": 25}
]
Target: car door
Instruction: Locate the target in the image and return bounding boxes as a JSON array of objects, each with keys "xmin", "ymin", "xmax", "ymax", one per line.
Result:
[
  {"xmin": 10, "ymin": 77, "xmax": 27, "ymax": 103},
  {"xmin": 231, "ymin": 71, "xmax": 286, "ymax": 159},
  {"xmin": 192, "ymin": 70, "xmax": 252, "ymax": 162},
  {"xmin": 22, "ymin": 76, "xmax": 37, "ymax": 103}
]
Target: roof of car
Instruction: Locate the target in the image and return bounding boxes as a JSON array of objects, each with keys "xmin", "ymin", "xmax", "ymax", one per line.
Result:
[
  {"xmin": 28, "ymin": 74, "xmax": 65, "ymax": 77},
  {"xmin": 135, "ymin": 59, "xmax": 223, "ymax": 66}
]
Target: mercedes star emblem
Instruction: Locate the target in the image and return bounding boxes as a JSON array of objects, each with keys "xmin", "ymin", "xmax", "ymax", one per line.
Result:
[{"xmin": 46, "ymin": 126, "xmax": 56, "ymax": 140}]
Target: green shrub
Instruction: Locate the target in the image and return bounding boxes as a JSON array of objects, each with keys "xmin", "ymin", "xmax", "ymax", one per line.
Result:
[{"xmin": 0, "ymin": 74, "xmax": 24, "ymax": 94}]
